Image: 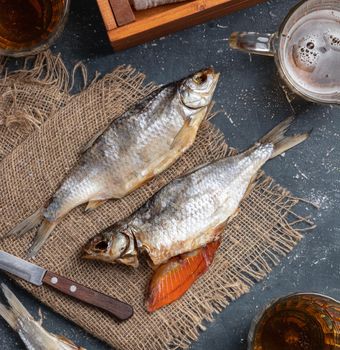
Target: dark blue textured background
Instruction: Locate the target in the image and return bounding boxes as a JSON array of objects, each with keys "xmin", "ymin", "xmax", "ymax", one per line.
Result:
[{"xmin": 0, "ymin": 0, "xmax": 339, "ymax": 349}]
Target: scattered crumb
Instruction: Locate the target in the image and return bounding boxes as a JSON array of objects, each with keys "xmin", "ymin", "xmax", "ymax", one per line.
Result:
[
  {"xmin": 213, "ymin": 38, "xmax": 229, "ymax": 42},
  {"xmin": 224, "ymin": 113, "xmax": 236, "ymax": 127},
  {"xmin": 305, "ymin": 189, "xmax": 331, "ymax": 210},
  {"xmin": 293, "ymin": 163, "xmax": 308, "ymax": 180},
  {"xmin": 326, "ymin": 147, "xmax": 335, "ymax": 157}
]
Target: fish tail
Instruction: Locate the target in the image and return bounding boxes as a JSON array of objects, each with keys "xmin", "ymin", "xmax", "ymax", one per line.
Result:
[
  {"xmin": 0, "ymin": 284, "xmax": 84, "ymax": 349},
  {"xmin": 0, "ymin": 283, "xmax": 32, "ymax": 331},
  {"xmin": 6, "ymin": 208, "xmax": 44, "ymax": 239},
  {"xmin": 146, "ymin": 240, "xmax": 220, "ymax": 312},
  {"xmin": 0, "ymin": 301, "xmax": 18, "ymax": 331},
  {"xmin": 259, "ymin": 116, "xmax": 311, "ymax": 159},
  {"xmin": 7, "ymin": 209, "xmax": 58, "ymax": 258},
  {"xmin": 27, "ymin": 220, "xmax": 58, "ymax": 259}
]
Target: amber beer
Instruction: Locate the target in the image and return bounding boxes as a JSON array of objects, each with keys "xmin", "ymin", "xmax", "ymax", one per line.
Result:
[
  {"xmin": 0, "ymin": 0, "xmax": 69, "ymax": 56},
  {"xmin": 248, "ymin": 294, "xmax": 340, "ymax": 350}
]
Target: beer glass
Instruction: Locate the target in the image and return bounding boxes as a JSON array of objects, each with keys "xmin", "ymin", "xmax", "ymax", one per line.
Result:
[
  {"xmin": 230, "ymin": 0, "xmax": 340, "ymax": 105},
  {"xmin": 248, "ymin": 293, "xmax": 340, "ymax": 350},
  {"xmin": 0, "ymin": 0, "xmax": 70, "ymax": 57}
]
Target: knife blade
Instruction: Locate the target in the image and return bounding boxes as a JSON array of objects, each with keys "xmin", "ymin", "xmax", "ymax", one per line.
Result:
[{"xmin": 0, "ymin": 251, "xmax": 133, "ymax": 321}]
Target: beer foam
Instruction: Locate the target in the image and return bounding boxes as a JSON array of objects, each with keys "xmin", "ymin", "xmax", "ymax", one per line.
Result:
[
  {"xmin": 324, "ymin": 32, "xmax": 340, "ymax": 51},
  {"xmin": 292, "ymin": 35, "xmax": 320, "ymax": 73},
  {"xmin": 281, "ymin": 9, "xmax": 340, "ymax": 97}
]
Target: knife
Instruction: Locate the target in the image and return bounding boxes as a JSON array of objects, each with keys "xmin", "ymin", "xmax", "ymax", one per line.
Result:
[{"xmin": 0, "ymin": 250, "xmax": 133, "ymax": 321}]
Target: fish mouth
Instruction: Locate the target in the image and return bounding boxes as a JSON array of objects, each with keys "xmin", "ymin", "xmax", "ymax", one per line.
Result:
[
  {"xmin": 200, "ymin": 68, "xmax": 220, "ymax": 93},
  {"xmin": 196, "ymin": 67, "xmax": 219, "ymax": 84},
  {"xmin": 201, "ymin": 67, "xmax": 215, "ymax": 75},
  {"xmin": 202, "ymin": 68, "xmax": 220, "ymax": 100},
  {"xmin": 211, "ymin": 71, "xmax": 220, "ymax": 90},
  {"xmin": 82, "ymin": 235, "xmax": 112, "ymax": 260}
]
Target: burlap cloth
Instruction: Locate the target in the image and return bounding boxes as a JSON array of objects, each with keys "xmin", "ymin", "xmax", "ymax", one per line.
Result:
[
  {"xmin": 0, "ymin": 53, "xmax": 313, "ymax": 349},
  {"xmin": 0, "ymin": 52, "xmax": 72, "ymax": 161}
]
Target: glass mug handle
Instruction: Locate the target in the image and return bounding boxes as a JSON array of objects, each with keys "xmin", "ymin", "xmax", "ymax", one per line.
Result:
[{"xmin": 229, "ymin": 32, "xmax": 277, "ymax": 57}]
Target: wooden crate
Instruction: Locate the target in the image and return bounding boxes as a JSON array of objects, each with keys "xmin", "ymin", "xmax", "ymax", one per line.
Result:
[{"xmin": 97, "ymin": 0, "xmax": 265, "ymax": 51}]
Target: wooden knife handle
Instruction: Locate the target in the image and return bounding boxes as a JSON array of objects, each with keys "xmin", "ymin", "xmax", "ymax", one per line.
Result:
[{"xmin": 42, "ymin": 270, "xmax": 133, "ymax": 321}]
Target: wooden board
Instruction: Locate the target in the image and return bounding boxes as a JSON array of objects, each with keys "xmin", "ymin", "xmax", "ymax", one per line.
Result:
[
  {"xmin": 97, "ymin": 0, "xmax": 266, "ymax": 51},
  {"xmin": 97, "ymin": 0, "xmax": 117, "ymax": 31},
  {"xmin": 109, "ymin": 0, "xmax": 135, "ymax": 26}
]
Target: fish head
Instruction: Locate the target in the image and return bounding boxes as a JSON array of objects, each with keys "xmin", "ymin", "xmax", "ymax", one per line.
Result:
[
  {"xmin": 82, "ymin": 225, "xmax": 138, "ymax": 267},
  {"xmin": 179, "ymin": 68, "xmax": 220, "ymax": 110}
]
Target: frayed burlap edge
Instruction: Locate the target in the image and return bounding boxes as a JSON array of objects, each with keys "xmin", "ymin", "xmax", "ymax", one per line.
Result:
[
  {"xmin": 0, "ymin": 51, "xmax": 99, "ymax": 161},
  {"xmin": 0, "ymin": 51, "xmax": 74, "ymax": 161},
  {"xmin": 0, "ymin": 51, "xmax": 70, "ymax": 130}
]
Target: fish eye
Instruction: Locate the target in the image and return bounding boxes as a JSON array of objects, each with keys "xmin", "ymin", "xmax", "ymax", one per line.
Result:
[{"xmin": 193, "ymin": 72, "xmax": 207, "ymax": 85}]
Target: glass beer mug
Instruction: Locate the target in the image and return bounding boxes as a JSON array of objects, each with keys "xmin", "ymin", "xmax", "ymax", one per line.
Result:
[
  {"xmin": 230, "ymin": 0, "xmax": 340, "ymax": 105},
  {"xmin": 0, "ymin": 0, "xmax": 70, "ymax": 57},
  {"xmin": 248, "ymin": 293, "xmax": 340, "ymax": 350}
]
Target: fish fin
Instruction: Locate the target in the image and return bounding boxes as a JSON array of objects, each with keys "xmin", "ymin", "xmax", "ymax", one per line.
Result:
[
  {"xmin": 27, "ymin": 220, "xmax": 58, "ymax": 259},
  {"xmin": 1, "ymin": 284, "xmax": 32, "ymax": 319},
  {"xmin": 146, "ymin": 257, "xmax": 159, "ymax": 271},
  {"xmin": 146, "ymin": 240, "xmax": 220, "ymax": 312},
  {"xmin": 0, "ymin": 284, "xmax": 32, "ymax": 331},
  {"xmin": 210, "ymin": 222, "xmax": 227, "ymax": 236},
  {"xmin": 0, "ymin": 303, "xmax": 17, "ymax": 330},
  {"xmin": 141, "ymin": 119, "xmax": 197, "ymax": 183},
  {"xmin": 80, "ymin": 126, "xmax": 107, "ymax": 153},
  {"xmin": 243, "ymin": 173, "xmax": 258, "ymax": 199},
  {"xmin": 259, "ymin": 116, "xmax": 311, "ymax": 158},
  {"xmin": 117, "ymin": 255, "xmax": 139, "ymax": 268},
  {"xmin": 226, "ymin": 208, "xmax": 241, "ymax": 224},
  {"xmin": 6, "ymin": 208, "xmax": 44, "ymax": 239},
  {"xmin": 56, "ymin": 334, "xmax": 80, "ymax": 347},
  {"xmin": 259, "ymin": 116, "xmax": 295, "ymax": 144},
  {"xmin": 270, "ymin": 133, "xmax": 311, "ymax": 159},
  {"xmin": 205, "ymin": 100, "xmax": 216, "ymax": 120},
  {"xmin": 178, "ymin": 161, "xmax": 211, "ymax": 178},
  {"xmin": 170, "ymin": 118, "xmax": 196, "ymax": 151},
  {"xmin": 85, "ymin": 200, "xmax": 106, "ymax": 212}
]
